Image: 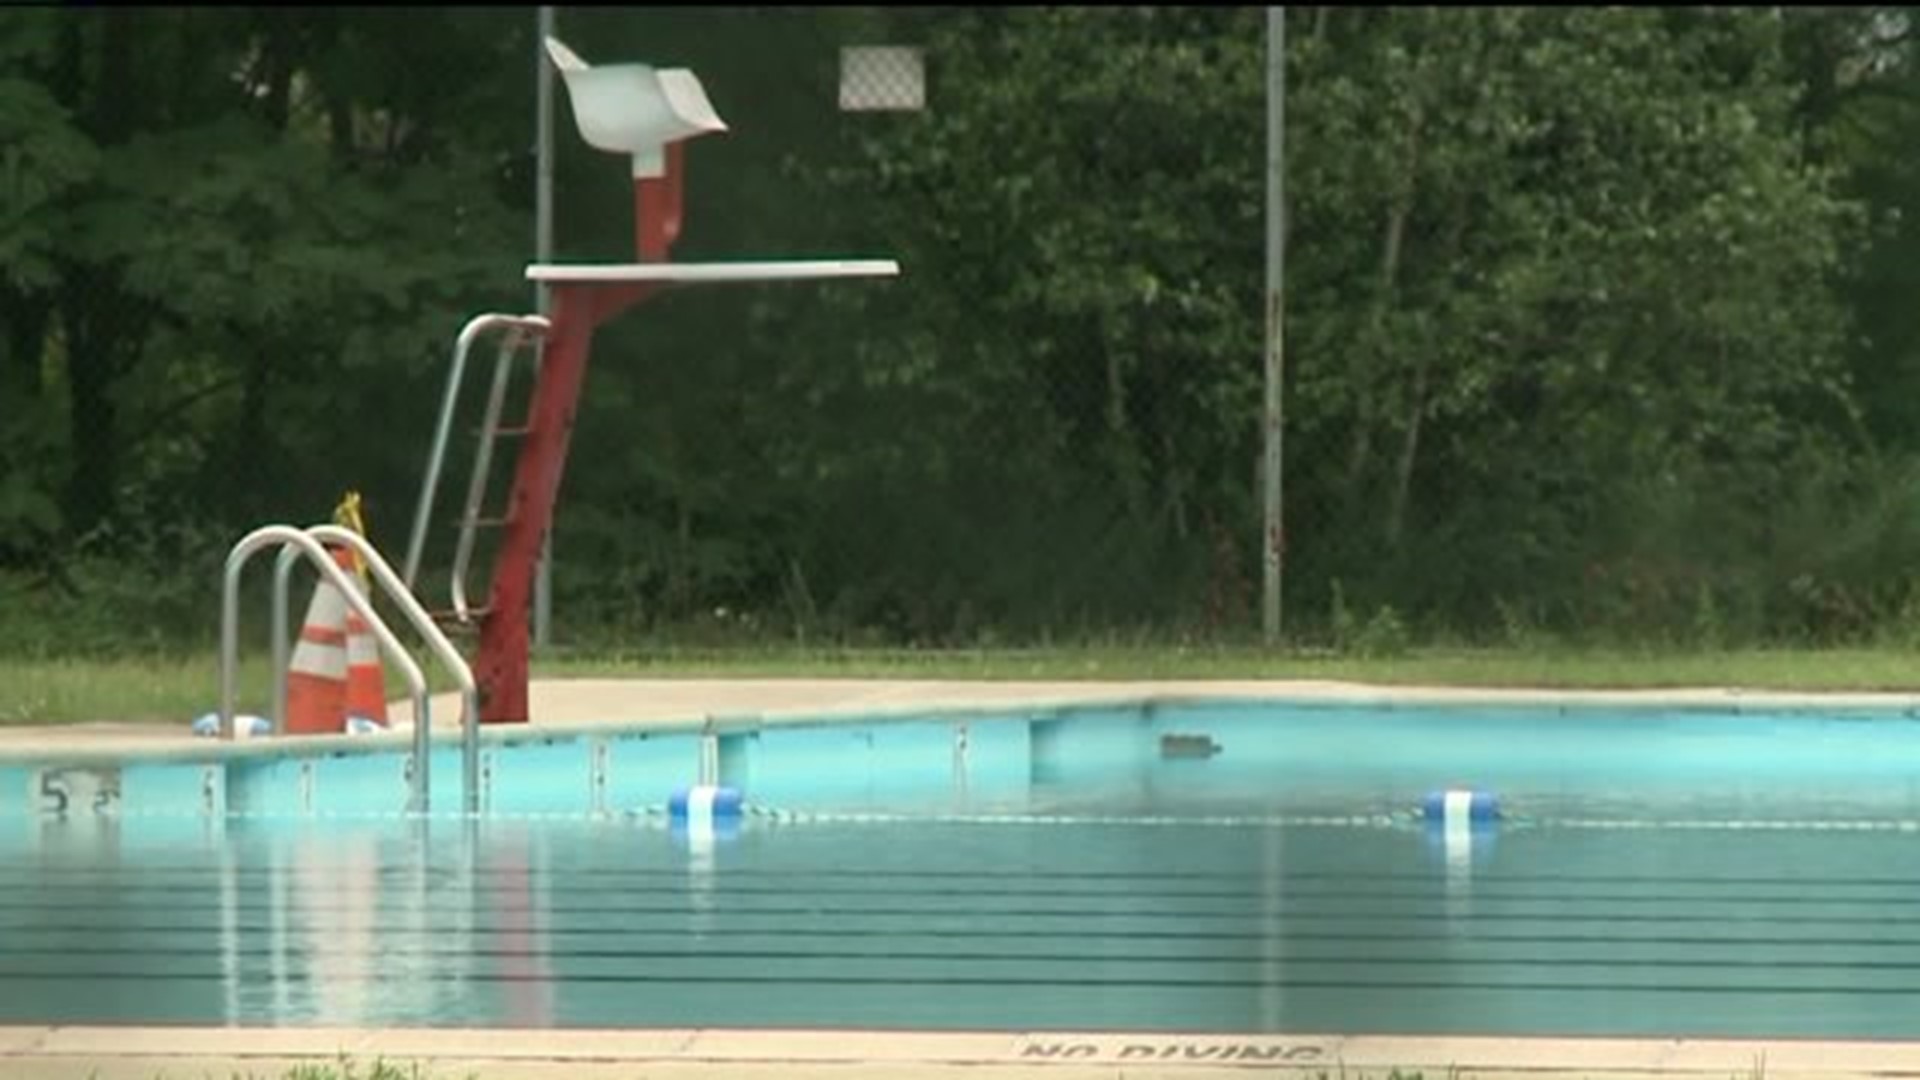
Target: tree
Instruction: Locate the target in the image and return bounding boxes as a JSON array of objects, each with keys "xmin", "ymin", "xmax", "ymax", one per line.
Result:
[{"xmin": 798, "ymin": 6, "xmax": 1863, "ymax": 639}]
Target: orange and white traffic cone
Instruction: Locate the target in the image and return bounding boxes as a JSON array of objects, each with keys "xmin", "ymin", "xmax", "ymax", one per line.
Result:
[
  {"xmin": 284, "ymin": 547, "xmax": 355, "ymax": 736},
  {"xmin": 344, "ymin": 605, "xmax": 389, "ymax": 732}
]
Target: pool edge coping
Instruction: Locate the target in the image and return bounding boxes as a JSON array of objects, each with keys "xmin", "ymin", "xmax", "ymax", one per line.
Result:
[
  {"xmin": 8, "ymin": 676, "xmax": 1920, "ymax": 770},
  {"xmin": 5, "ymin": 1025, "xmax": 1920, "ymax": 1076}
]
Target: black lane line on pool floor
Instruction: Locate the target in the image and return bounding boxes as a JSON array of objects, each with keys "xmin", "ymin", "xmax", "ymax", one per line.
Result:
[
  {"xmin": 1, "ymin": 897, "xmax": 1916, "ymax": 923},
  {"xmin": 2, "ymin": 970, "xmax": 1920, "ymax": 995},
  {"xmin": 7, "ymin": 945, "xmax": 1920, "ymax": 970},
  {"xmin": 1, "ymin": 880, "xmax": 1912, "ymax": 905},
  {"xmin": 3, "ymin": 914, "xmax": 1920, "ymax": 941},
  {"xmin": 18, "ymin": 864, "xmax": 1920, "ymax": 887}
]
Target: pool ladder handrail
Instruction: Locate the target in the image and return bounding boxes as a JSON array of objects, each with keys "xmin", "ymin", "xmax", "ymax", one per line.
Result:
[
  {"xmin": 402, "ymin": 313, "xmax": 552, "ymax": 623},
  {"xmin": 223, "ymin": 524, "xmax": 481, "ymax": 816},
  {"xmin": 270, "ymin": 523, "xmax": 483, "ymax": 815}
]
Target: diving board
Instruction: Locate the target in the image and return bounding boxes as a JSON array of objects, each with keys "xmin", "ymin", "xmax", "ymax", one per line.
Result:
[
  {"xmin": 526, "ymin": 260, "xmax": 901, "ymax": 284},
  {"xmin": 411, "ymin": 35, "xmax": 904, "ymax": 738}
]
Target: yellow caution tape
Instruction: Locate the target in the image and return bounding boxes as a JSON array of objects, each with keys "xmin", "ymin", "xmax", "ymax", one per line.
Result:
[{"xmin": 333, "ymin": 490, "xmax": 370, "ymax": 584}]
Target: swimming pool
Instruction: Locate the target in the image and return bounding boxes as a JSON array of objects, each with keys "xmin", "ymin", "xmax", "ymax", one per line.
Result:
[{"xmin": 5, "ymin": 696, "xmax": 1920, "ymax": 1038}]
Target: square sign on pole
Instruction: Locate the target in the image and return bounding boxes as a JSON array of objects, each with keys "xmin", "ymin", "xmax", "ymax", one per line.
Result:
[{"xmin": 838, "ymin": 46, "xmax": 926, "ymax": 112}]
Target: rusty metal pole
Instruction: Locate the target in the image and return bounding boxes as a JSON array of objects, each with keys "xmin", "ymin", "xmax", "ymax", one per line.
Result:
[
  {"xmin": 1262, "ymin": 6, "xmax": 1287, "ymax": 645},
  {"xmin": 533, "ymin": 4, "xmax": 557, "ymax": 650}
]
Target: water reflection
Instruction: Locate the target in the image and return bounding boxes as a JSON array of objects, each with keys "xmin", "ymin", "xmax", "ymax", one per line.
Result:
[
  {"xmin": 12, "ymin": 809, "xmax": 1920, "ymax": 1038},
  {"xmin": 672, "ymin": 816, "xmax": 737, "ymax": 943},
  {"xmin": 220, "ymin": 833, "xmax": 240, "ymax": 1025},
  {"xmin": 267, "ymin": 828, "xmax": 291, "ymax": 1021},
  {"xmin": 490, "ymin": 822, "xmax": 555, "ymax": 1027},
  {"xmin": 292, "ymin": 826, "xmax": 378, "ymax": 1023},
  {"xmin": 5, "ymin": 815, "xmax": 564, "ymax": 1027},
  {"xmin": 258, "ymin": 817, "xmax": 563, "ymax": 1026},
  {"xmin": 1256, "ymin": 826, "xmax": 1283, "ymax": 1030}
]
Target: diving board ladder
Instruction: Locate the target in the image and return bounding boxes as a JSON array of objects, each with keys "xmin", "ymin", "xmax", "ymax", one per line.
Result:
[{"xmin": 401, "ymin": 312, "xmax": 551, "ymax": 632}]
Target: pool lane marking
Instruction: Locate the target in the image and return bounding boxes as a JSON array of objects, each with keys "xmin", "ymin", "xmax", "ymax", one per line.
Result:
[
  {"xmin": 12, "ymin": 945, "xmax": 1920, "ymax": 971},
  {"xmin": 2, "ymin": 969, "xmax": 1920, "ymax": 995},
  {"xmin": 11, "ymin": 922, "xmax": 1920, "ymax": 948},
  {"xmin": 5, "ymin": 878, "xmax": 1919, "ymax": 905},
  {"xmin": 20, "ymin": 861, "xmax": 1920, "ymax": 887}
]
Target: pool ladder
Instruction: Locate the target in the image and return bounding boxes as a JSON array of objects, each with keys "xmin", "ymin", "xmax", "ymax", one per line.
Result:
[
  {"xmin": 401, "ymin": 314, "xmax": 552, "ymax": 626},
  {"xmin": 218, "ymin": 524, "xmax": 483, "ymax": 816}
]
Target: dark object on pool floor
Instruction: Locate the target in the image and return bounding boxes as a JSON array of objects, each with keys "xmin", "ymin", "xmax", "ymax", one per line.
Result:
[{"xmin": 1160, "ymin": 733, "xmax": 1220, "ymax": 759}]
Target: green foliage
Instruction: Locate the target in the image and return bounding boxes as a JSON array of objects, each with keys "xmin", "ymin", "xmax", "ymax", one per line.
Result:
[
  {"xmin": 0, "ymin": 514, "xmax": 233, "ymax": 658},
  {"xmin": 4, "ymin": 6, "xmax": 1920, "ymax": 653},
  {"xmin": 0, "ymin": 407, "xmax": 62, "ymax": 558},
  {"xmin": 1287, "ymin": 8, "xmax": 1862, "ymax": 630},
  {"xmin": 1329, "ymin": 579, "xmax": 1411, "ymax": 658},
  {"xmin": 0, "ymin": 76, "xmax": 98, "ymax": 291}
]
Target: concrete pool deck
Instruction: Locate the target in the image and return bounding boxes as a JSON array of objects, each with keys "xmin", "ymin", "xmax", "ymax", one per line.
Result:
[
  {"xmin": 392, "ymin": 676, "xmax": 1920, "ymax": 731},
  {"xmin": 9, "ymin": 678, "xmax": 1920, "ymax": 1078},
  {"xmin": 7, "ymin": 676, "xmax": 1920, "ymax": 760},
  {"xmin": 2, "ymin": 1026, "xmax": 1919, "ymax": 1079}
]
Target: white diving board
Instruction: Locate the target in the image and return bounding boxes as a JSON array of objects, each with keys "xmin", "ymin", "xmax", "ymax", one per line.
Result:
[{"xmin": 526, "ymin": 260, "xmax": 900, "ymax": 284}]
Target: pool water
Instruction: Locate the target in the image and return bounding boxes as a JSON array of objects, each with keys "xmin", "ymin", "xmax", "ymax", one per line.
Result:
[{"xmin": 6, "ymin": 699, "xmax": 1920, "ymax": 1037}]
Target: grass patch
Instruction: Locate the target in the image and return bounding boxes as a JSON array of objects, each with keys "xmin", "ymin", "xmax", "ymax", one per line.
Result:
[
  {"xmin": 5, "ymin": 643, "xmax": 1920, "ymax": 727},
  {"xmin": 537, "ymin": 642, "xmax": 1920, "ymax": 691},
  {"xmin": 0, "ymin": 653, "xmax": 280, "ymax": 726},
  {"xmin": 169, "ymin": 1059, "xmax": 470, "ymax": 1080}
]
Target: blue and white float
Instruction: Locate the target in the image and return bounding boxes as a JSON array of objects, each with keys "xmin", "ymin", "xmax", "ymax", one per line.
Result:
[
  {"xmin": 1421, "ymin": 788, "xmax": 1500, "ymax": 826},
  {"xmin": 190, "ymin": 713, "xmax": 271, "ymax": 739},
  {"xmin": 1421, "ymin": 787, "xmax": 1500, "ymax": 874},
  {"xmin": 669, "ymin": 784, "xmax": 744, "ymax": 844}
]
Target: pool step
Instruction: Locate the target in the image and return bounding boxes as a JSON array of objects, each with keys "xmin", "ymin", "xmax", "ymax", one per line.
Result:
[
  {"xmin": 425, "ymin": 606, "xmax": 492, "ymax": 630},
  {"xmin": 1159, "ymin": 733, "xmax": 1220, "ymax": 759}
]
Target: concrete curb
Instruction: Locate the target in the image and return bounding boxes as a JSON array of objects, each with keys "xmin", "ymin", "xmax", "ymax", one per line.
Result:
[{"xmin": 2, "ymin": 1026, "xmax": 1917, "ymax": 1079}]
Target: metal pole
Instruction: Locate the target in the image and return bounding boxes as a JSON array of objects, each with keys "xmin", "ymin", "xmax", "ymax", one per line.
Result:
[
  {"xmin": 1261, "ymin": 6, "xmax": 1287, "ymax": 645},
  {"xmin": 271, "ymin": 545, "xmax": 299, "ymax": 732},
  {"xmin": 533, "ymin": 4, "xmax": 557, "ymax": 650}
]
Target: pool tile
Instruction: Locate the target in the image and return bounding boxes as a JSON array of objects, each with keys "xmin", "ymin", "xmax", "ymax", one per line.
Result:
[
  {"xmin": 32, "ymin": 1025, "xmax": 372, "ymax": 1056},
  {"xmin": 1659, "ymin": 1037, "xmax": 1920, "ymax": 1073},
  {"xmin": 0, "ymin": 1027, "xmax": 52, "ymax": 1053},
  {"xmin": 683, "ymin": 1029, "xmax": 1025, "ymax": 1063},
  {"xmin": 359, "ymin": 1027, "xmax": 697, "ymax": 1059}
]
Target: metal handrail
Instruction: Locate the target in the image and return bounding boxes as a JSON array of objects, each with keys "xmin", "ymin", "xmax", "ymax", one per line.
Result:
[
  {"xmin": 451, "ymin": 327, "xmax": 529, "ymax": 623},
  {"xmin": 270, "ymin": 524, "xmax": 483, "ymax": 816},
  {"xmin": 403, "ymin": 313, "xmax": 551, "ymax": 597},
  {"xmin": 221, "ymin": 526, "xmax": 431, "ymax": 813}
]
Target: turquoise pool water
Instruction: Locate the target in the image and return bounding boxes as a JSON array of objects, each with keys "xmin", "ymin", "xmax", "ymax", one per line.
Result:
[{"xmin": 5, "ymin": 698, "xmax": 1920, "ymax": 1036}]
